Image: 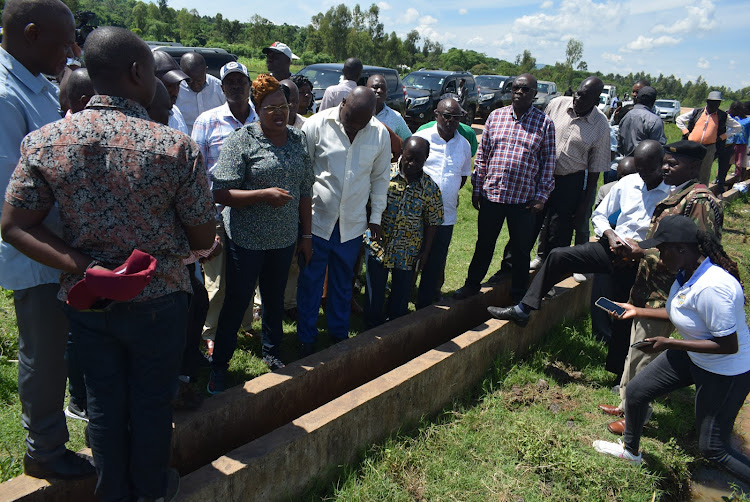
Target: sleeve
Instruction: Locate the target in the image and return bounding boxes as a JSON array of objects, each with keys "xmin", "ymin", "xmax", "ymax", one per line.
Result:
[
  {"xmin": 472, "ymin": 116, "xmax": 491, "ymax": 198},
  {"xmin": 0, "ymin": 95, "xmax": 31, "ymax": 190},
  {"xmin": 319, "ymin": 89, "xmax": 334, "ymax": 111},
  {"xmin": 695, "ymin": 279, "xmax": 739, "ymax": 338},
  {"xmin": 393, "ymin": 113, "xmax": 412, "ymax": 141},
  {"xmin": 301, "ymin": 118, "xmax": 317, "ymax": 158},
  {"xmin": 190, "ymin": 115, "xmax": 210, "ymax": 173},
  {"xmin": 725, "ymin": 116, "xmax": 742, "ymax": 140},
  {"xmin": 210, "ymin": 129, "xmax": 249, "ymax": 191},
  {"xmin": 297, "ymin": 130, "xmax": 314, "ymax": 198},
  {"xmin": 686, "ymin": 193, "xmax": 722, "ymax": 240},
  {"xmin": 650, "ymin": 118, "xmax": 667, "ymax": 145},
  {"xmin": 460, "ymin": 140, "xmax": 472, "ymax": 177},
  {"xmin": 4, "ymin": 136, "xmax": 55, "ymax": 211},
  {"xmin": 589, "ymin": 122, "xmax": 613, "ymax": 173},
  {"xmin": 533, "ymin": 117, "xmax": 557, "ymax": 203},
  {"xmin": 675, "ymin": 111, "xmax": 692, "ymax": 134},
  {"xmin": 424, "ymin": 180, "xmax": 444, "ymax": 226},
  {"xmin": 592, "ymin": 178, "xmax": 623, "ymax": 237},
  {"xmin": 174, "ymin": 139, "xmax": 215, "ymax": 227},
  {"xmin": 368, "ymin": 127, "xmax": 392, "ymax": 226}
]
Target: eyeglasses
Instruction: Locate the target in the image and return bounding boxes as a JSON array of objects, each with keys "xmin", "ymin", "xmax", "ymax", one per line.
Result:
[
  {"xmin": 437, "ymin": 111, "xmax": 463, "ymax": 121},
  {"xmin": 511, "ymin": 85, "xmax": 533, "ymax": 93},
  {"xmin": 262, "ymin": 104, "xmax": 290, "ymax": 114}
]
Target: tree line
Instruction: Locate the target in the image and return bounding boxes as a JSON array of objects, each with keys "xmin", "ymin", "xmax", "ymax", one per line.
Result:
[{"xmin": 5, "ymin": 0, "xmax": 746, "ymax": 107}]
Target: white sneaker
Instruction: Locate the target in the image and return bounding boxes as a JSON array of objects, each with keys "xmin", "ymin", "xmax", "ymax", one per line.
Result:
[
  {"xmin": 593, "ymin": 439, "xmax": 642, "ymax": 464},
  {"xmin": 529, "ymin": 256, "xmax": 544, "ymax": 270},
  {"xmin": 573, "ymin": 273, "xmax": 588, "ymax": 283}
]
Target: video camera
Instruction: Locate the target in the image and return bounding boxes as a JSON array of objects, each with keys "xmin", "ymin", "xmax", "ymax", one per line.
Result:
[{"xmin": 75, "ymin": 11, "xmax": 97, "ymax": 47}]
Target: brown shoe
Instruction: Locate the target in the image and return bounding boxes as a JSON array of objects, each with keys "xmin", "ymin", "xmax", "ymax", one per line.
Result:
[
  {"xmin": 598, "ymin": 404, "xmax": 624, "ymax": 417},
  {"xmin": 607, "ymin": 418, "xmax": 626, "ymax": 435}
]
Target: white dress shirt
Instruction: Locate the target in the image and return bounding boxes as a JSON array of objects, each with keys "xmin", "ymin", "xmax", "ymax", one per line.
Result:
[
  {"xmin": 592, "ymin": 173, "xmax": 671, "ymax": 241},
  {"xmin": 168, "ymin": 105, "xmax": 189, "ymax": 135},
  {"xmin": 301, "ymin": 105, "xmax": 391, "ymax": 242},
  {"xmin": 413, "ymin": 124, "xmax": 471, "ymax": 225},
  {"xmin": 176, "ymin": 74, "xmax": 226, "ymax": 134},
  {"xmin": 319, "ymin": 80, "xmax": 357, "ymax": 111}
]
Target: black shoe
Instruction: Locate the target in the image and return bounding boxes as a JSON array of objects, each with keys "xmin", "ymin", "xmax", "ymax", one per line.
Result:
[
  {"xmin": 299, "ymin": 342, "xmax": 314, "ymax": 358},
  {"xmin": 23, "ymin": 449, "xmax": 95, "ymax": 480},
  {"xmin": 487, "ymin": 270, "xmax": 510, "ymax": 284},
  {"xmin": 453, "ymin": 285, "xmax": 480, "ymax": 300},
  {"xmin": 487, "ymin": 306, "xmax": 530, "ymax": 327}
]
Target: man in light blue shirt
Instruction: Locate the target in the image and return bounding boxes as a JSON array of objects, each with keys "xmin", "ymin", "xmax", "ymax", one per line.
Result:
[
  {"xmin": 0, "ymin": 0, "xmax": 95, "ymax": 480},
  {"xmin": 367, "ymin": 74, "xmax": 411, "ymax": 141}
]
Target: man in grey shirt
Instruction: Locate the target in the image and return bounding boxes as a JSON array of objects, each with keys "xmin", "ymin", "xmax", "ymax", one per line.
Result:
[{"xmin": 618, "ymin": 86, "xmax": 666, "ymax": 157}]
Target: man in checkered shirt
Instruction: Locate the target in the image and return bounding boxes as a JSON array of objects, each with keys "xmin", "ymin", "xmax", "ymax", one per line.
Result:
[{"xmin": 454, "ymin": 74, "xmax": 556, "ymax": 302}]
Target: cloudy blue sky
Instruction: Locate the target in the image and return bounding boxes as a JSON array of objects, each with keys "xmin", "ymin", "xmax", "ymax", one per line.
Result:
[{"xmin": 170, "ymin": 0, "xmax": 748, "ymax": 90}]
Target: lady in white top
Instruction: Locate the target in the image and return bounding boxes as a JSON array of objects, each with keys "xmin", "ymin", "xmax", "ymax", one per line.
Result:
[{"xmin": 593, "ymin": 215, "xmax": 750, "ymax": 483}]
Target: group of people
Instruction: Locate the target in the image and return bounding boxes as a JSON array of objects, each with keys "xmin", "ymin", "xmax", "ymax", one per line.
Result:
[{"xmin": 1, "ymin": 0, "xmax": 750, "ymax": 499}]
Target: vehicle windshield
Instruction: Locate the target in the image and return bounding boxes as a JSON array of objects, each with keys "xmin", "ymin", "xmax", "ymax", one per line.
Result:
[
  {"xmin": 655, "ymin": 100, "xmax": 677, "ymax": 108},
  {"xmin": 297, "ymin": 68, "xmax": 344, "ymax": 90},
  {"xmin": 403, "ymin": 73, "xmax": 444, "ymax": 91},
  {"xmin": 475, "ymin": 76, "xmax": 504, "ymax": 89},
  {"xmin": 599, "ymin": 95, "xmax": 608, "ymax": 104},
  {"xmin": 537, "ymin": 83, "xmax": 551, "ymax": 94}
]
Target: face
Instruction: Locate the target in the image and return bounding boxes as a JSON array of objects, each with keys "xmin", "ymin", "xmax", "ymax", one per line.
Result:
[
  {"xmin": 435, "ymin": 100, "xmax": 462, "ymax": 139},
  {"xmin": 631, "ymin": 83, "xmax": 644, "ymax": 100},
  {"xmin": 184, "ymin": 65, "xmax": 206, "ymax": 93},
  {"xmin": 512, "ymin": 76, "xmax": 537, "ymax": 110},
  {"xmin": 282, "ymin": 85, "xmax": 299, "ymax": 125},
  {"xmin": 573, "ymin": 80, "xmax": 600, "ymax": 115},
  {"xmin": 657, "ymin": 243, "xmax": 687, "ymax": 273},
  {"xmin": 259, "ymin": 90, "xmax": 289, "ymax": 132},
  {"xmin": 661, "ymin": 153, "xmax": 697, "ymax": 185},
  {"xmin": 147, "ymin": 82, "xmax": 172, "ymax": 126},
  {"xmin": 636, "ymin": 153, "xmax": 664, "ymax": 187},
  {"xmin": 265, "ymin": 51, "xmax": 290, "ymax": 76},
  {"xmin": 297, "ymin": 83, "xmax": 313, "ymax": 115},
  {"xmin": 163, "ymin": 80, "xmax": 181, "ymax": 105},
  {"xmin": 400, "ymin": 143, "xmax": 428, "ymax": 179},
  {"xmin": 367, "ymin": 76, "xmax": 387, "ymax": 107},
  {"xmin": 33, "ymin": 13, "xmax": 77, "ymax": 76},
  {"xmin": 339, "ymin": 98, "xmax": 374, "ymax": 137},
  {"xmin": 706, "ymin": 100, "xmax": 720, "ymax": 114},
  {"xmin": 221, "ymin": 72, "xmax": 250, "ymax": 103}
]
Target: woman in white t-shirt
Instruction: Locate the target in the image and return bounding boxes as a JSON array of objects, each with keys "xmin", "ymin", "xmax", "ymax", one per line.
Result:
[{"xmin": 592, "ymin": 215, "xmax": 750, "ymax": 483}]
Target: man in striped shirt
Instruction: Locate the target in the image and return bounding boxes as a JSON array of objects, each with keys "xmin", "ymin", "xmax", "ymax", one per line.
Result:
[{"xmin": 454, "ymin": 74, "xmax": 556, "ymax": 302}]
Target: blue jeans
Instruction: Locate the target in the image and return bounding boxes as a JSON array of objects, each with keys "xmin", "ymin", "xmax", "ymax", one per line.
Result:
[
  {"xmin": 364, "ymin": 253, "xmax": 415, "ymax": 328},
  {"xmin": 417, "ymin": 224, "xmax": 453, "ymax": 309},
  {"xmin": 297, "ymin": 223, "xmax": 362, "ymax": 343},
  {"xmin": 66, "ymin": 292, "xmax": 188, "ymax": 502},
  {"xmin": 212, "ymin": 239, "xmax": 295, "ymax": 369}
]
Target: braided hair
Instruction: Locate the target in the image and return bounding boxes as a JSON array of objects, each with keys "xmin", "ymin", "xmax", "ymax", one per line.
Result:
[
  {"xmin": 697, "ymin": 230, "xmax": 743, "ymax": 291},
  {"xmin": 291, "ymin": 74, "xmax": 314, "ymax": 113}
]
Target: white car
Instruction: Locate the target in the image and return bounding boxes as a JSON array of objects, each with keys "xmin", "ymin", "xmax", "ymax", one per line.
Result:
[
  {"xmin": 597, "ymin": 93, "xmax": 612, "ymax": 117},
  {"xmin": 655, "ymin": 99, "xmax": 681, "ymax": 122}
]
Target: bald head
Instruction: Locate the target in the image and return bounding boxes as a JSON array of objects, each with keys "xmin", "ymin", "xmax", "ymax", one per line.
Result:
[
  {"xmin": 401, "ymin": 136, "xmax": 430, "ymax": 180},
  {"xmin": 180, "ymin": 52, "xmax": 207, "ymax": 93},
  {"xmin": 403, "ymin": 136, "xmax": 430, "ymax": 158},
  {"xmin": 342, "ymin": 57, "xmax": 363, "ymax": 82},
  {"xmin": 617, "ymin": 156, "xmax": 636, "ymax": 179},
  {"xmin": 339, "ymin": 86, "xmax": 376, "ymax": 136},
  {"xmin": 633, "ymin": 139, "xmax": 665, "ymax": 187},
  {"xmin": 66, "ymin": 68, "xmax": 95, "ymax": 114},
  {"xmin": 573, "ymin": 76, "xmax": 604, "ymax": 116}
]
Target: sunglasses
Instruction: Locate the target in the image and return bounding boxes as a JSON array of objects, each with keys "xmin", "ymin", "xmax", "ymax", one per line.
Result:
[
  {"xmin": 437, "ymin": 111, "xmax": 463, "ymax": 121},
  {"xmin": 512, "ymin": 85, "xmax": 534, "ymax": 93},
  {"xmin": 262, "ymin": 104, "xmax": 290, "ymax": 114}
]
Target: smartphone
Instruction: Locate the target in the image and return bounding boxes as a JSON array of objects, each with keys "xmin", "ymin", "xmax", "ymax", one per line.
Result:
[
  {"xmin": 618, "ymin": 239, "xmax": 633, "ymax": 251},
  {"xmin": 631, "ymin": 340, "xmax": 655, "ymax": 349},
  {"xmin": 594, "ymin": 297, "xmax": 626, "ymax": 317}
]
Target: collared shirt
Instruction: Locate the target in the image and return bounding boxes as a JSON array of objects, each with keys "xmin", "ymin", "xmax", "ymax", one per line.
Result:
[
  {"xmin": 301, "ymin": 105, "xmax": 391, "ymax": 242},
  {"xmin": 591, "ymin": 173, "xmax": 671, "ymax": 241},
  {"xmin": 545, "ymin": 96, "xmax": 611, "ymax": 176},
  {"xmin": 293, "ymin": 113, "xmax": 306, "ymax": 129},
  {"xmin": 618, "ymin": 104, "xmax": 666, "ymax": 156},
  {"xmin": 472, "ymin": 105, "xmax": 556, "ymax": 204},
  {"xmin": 413, "ymin": 124, "xmax": 471, "ymax": 225},
  {"xmin": 375, "ymin": 104, "xmax": 412, "ymax": 141},
  {"xmin": 667, "ymin": 258, "xmax": 750, "ymax": 376},
  {"xmin": 211, "ymin": 123, "xmax": 314, "ymax": 251},
  {"xmin": 319, "ymin": 80, "xmax": 357, "ymax": 111},
  {"xmin": 629, "ymin": 180, "xmax": 723, "ymax": 308},
  {"xmin": 5, "ymin": 95, "xmax": 216, "ymax": 302},
  {"xmin": 365, "ymin": 165, "xmax": 443, "ymax": 270},
  {"xmin": 176, "ymin": 74, "xmax": 227, "ymax": 135},
  {"xmin": 0, "ymin": 46, "xmax": 64, "ymax": 290},
  {"xmin": 191, "ymin": 102, "xmax": 259, "ymax": 177},
  {"xmin": 169, "ymin": 105, "xmax": 189, "ymax": 134},
  {"xmin": 418, "ymin": 121, "xmax": 478, "ymax": 156}
]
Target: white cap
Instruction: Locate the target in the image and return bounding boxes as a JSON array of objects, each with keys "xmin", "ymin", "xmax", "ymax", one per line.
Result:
[
  {"xmin": 262, "ymin": 41, "xmax": 299, "ymax": 61},
  {"xmin": 220, "ymin": 61, "xmax": 249, "ymax": 81}
]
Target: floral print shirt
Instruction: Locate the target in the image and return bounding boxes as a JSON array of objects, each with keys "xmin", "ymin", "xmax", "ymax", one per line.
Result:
[
  {"xmin": 5, "ymin": 95, "xmax": 216, "ymax": 301},
  {"xmin": 211, "ymin": 123, "xmax": 314, "ymax": 250}
]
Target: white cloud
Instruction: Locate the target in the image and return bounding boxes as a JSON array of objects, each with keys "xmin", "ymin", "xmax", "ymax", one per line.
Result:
[
  {"xmin": 626, "ymin": 0, "xmax": 682, "ymax": 15},
  {"xmin": 540, "ymin": 0, "xmax": 553, "ymax": 7},
  {"xmin": 377, "ymin": 1, "xmax": 391, "ymax": 10},
  {"xmin": 601, "ymin": 52, "xmax": 623, "ymax": 63},
  {"xmin": 399, "ymin": 7, "xmax": 419, "ymax": 24},
  {"xmin": 729, "ymin": 60, "xmax": 736, "ymax": 69},
  {"xmin": 651, "ymin": 0, "xmax": 717, "ymax": 35},
  {"xmin": 419, "ymin": 15, "xmax": 438, "ymax": 25},
  {"xmin": 620, "ymin": 35, "xmax": 681, "ymax": 52},
  {"xmin": 697, "ymin": 57, "xmax": 710, "ymax": 69},
  {"xmin": 467, "ymin": 37, "xmax": 485, "ymax": 45},
  {"xmin": 458, "ymin": 8, "xmax": 468, "ymax": 15},
  {"xmin": 513, "ymin": 0, "xmax": 619, "ymax": 41}
]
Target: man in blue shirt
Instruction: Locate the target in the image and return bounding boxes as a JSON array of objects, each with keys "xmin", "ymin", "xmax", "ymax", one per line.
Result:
[{"xmin": 0, "ymin": 0, "xmax": 94, "ymax": 480}]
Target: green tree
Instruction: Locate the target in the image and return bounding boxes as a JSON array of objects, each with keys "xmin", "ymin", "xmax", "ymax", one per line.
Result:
[{"xmin": 515, "ymin": 50, "xmax": 536, "ymax": 73}]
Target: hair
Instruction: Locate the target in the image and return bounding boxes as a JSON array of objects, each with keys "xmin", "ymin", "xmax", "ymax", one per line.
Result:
[
  {"xmin": 634, "ymin": 79, "xmax": 651, "ymax": 88},
  {"xmin": 2, "ymin": 0, "xmax": 71, "ymax": 35},
  {"xmin": 251, "ymin": 73, "xmax": 283, "ymax": 108},
  {"xmin": 84, "ymin": 27, "xmax": 152, "ymax": 84},
  {"xmin": 342, "ymin": 57, "xmax": 363, "ymax": 80},
  {"xmin": 696, "ymin": 230, "xmax": 743, "ymax": 291},
  {"xmin": 728, "ymin": 101, "xmax": 747, "ymax": 119}
]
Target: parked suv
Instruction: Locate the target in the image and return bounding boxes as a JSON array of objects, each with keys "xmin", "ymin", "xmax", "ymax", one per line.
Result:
[
  {"xmin": 475, "ymin": 75, "xmax": 508, "ymax": 121},
  {"xmin": 151, "ymin": 46, "xmax": 238, "ymax": 80},
  {"xmin": 402, "ymin": 70, "xmax": 479, "ymax": 129},
  {"xmin": 654, "ymin": 99, "xmax": 681, "ymax": 122},
  {"xmin": 533, "ymin": 80, "xmax": 560, "ymax": 111},
  {"xmin": 295, "ymin": 63, "xmax": 405, "ymax": 114}
]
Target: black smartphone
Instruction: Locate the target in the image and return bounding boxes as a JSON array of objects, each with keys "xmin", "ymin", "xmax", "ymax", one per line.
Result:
[
  {"xmin": 594, "ymin": 297, "xmax": 626, "ymax": 317},
  {"xmin": 631, "ymin": 340, "xmax": 655, "ymax": 349}
]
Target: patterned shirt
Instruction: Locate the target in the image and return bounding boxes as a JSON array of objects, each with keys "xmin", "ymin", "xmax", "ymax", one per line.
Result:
[
  {"xmin": 629, "ymin": 180, "xmax": 723, "ymax": 308},
  {"xmin": 191, "ymin": 102, "xmax": 259, "ymax": 178},
  {"xmin": 365, "ymin": 164, "xmax": 443, "ymax": 270},
  {"xmin": 211, "ymin": 123, "xmax": 314, "ymax": 251},
  {"xmin": 5, "ymin": 95, "xmax": 216, "ymax": 302},
  {"xmin": 472, "ymin": 105, "xmax": 556, "ymax": 204},
  {"xmin": 545, "ymin": 96, "xmax": 611, "ymax": 176},
  {"xmin": 375, "ymin": 104, "xmax": 412, "ymax": 141}
]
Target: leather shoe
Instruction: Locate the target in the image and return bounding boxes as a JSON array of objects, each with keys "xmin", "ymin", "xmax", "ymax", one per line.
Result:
[
  {"xmin": 598, "ymin": 404, "xmax": 624, "ymax": 417},
  {"xmin": 454, "ymin": 285, "xmax": 480, "ymax": 300},
  {"xmin": 24, "ymin": 449, "xmax": 95, "ymax": 480},
  {"xmin": 487, "ymin": 306, "xmax": 529, "ymax": 327},
  {"xmin": 607, "ymin": 418, "xmax": 626, "ymax": 435}
]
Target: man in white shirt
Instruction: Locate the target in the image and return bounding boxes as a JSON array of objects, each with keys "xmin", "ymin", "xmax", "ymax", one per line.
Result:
[
  {"xmin": 153, "ymin": 49, "xmax": 189, "ymax": 134},
  {"xmin": 413, "ymin": 97, "xmax": 471, "ymax": 308},
  {"xmin": 489, "ymin": 140, "xmax": 670, "ymax": 326},
  {"xmin": 176, "ymin": 52, "xmax": 226, "ymax": 134},
  {"xmin": 298, "ymin": 87, "xmax": 391, "ymax": 354},
  {"xmin": 319, "ymin": 57, "xmax": 362, "ymax": 111}
]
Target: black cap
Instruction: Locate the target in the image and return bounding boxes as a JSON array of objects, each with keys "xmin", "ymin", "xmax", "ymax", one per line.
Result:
[
  {"xmin": 639, "ymin": 215, "xmax": 699, "ymax": 249},
  {"xmin": 663, "ymin": 140, "xmax": 707, "ymax": 161},
  {"xmin": 152, "ymin": 50, "xmax": 189, "ymax": 85},
  {"xmin": 636, "ymin": 86, "xmax": 657, "ymax": 101}
]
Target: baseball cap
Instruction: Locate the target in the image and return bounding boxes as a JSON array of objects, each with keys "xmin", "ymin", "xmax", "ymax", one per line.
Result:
[
  {"xmin": 220, "ymin": 61, "xmax": 249, "ymax": 81},
  {"xmin": 663, "ymin": 140, "xmax": 707, "ymax": 161},
  {"xmin": 67, "ymin": 249, "xmax": 158, "ymax": 310},
  {"xmin": 262, "ymin": 41, "xmax": 299, "ymax": 61},
  {"xmin": 152, "ymin": 50, "xmax": 189, "ymax": 84},
  {"xmin": 639, "ymin": 215, "xmax": 699, "ymax": 249}
]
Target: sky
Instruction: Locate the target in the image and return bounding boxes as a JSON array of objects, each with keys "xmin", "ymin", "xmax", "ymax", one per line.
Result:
[{"xmin": 170, "ymin": 0, "xmax": 749, "ymax": 91}]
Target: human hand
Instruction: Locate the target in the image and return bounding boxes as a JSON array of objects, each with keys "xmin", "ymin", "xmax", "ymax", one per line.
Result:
[
  {"xmin": 200, "ymin": 237, "xmax": 223, "ymax": 263},
  {"xmin": 472, "ymin": 194, "xmax": 481, "ymax": 210},
  {"xmin": 638, "ymin": 337, "xmax": 670, "ymax": 354},
  {"xmin": 613, "ymin": 302, "xmax": 639, "ymax": 320},
  {"xmin": 264, "ymin": 187, "xmax": 293, "ymax": 207},
  {"xmin": 368, "ymin": 223, "xmax": 382, "ymax": 241},
  {"xmin": 298, "ymin": 238, "xmax": 313, "ymax": 265},
  {"xmin": 526, "ymin": 199, "xmax": 545, "ymax": 213}
]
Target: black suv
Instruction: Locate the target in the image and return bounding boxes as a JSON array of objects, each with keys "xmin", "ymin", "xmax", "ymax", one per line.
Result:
[
  {"xmin": 150, "ymin": 46, "xmax": 238, "ymax": 80},
  {"xmin": 296, "ymin": 63, "xmax": 406, "ymax": 115},
  {"xmin": 402, "ymin": 70, "xmax": 479, "ymax": 130}
]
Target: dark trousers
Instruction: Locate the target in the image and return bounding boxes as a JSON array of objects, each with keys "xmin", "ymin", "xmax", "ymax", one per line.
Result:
[
  {"xmin": 182, "ymin": 263, "xmax": 209, "ymax": 380},
  {"xmin": 416, "ymin": 224, "xmax": 453, "ymax": 309},
  {"xmin": 15, "ymin": 283, "xmax": 69, "ymax": 462},
  {"xmin": 717, "ymin": 142, "xmax": 735, "ymax": 189},
  {"xmin": 66, "ymin": 331, "xmax": 87, "ymax": 410},
  {"xmin": 465, "ymin": 198, "xmax": 535, "ymax": 301},
  {"xmin": 534, "ymin": 171, "xmax": 585, "ymax": 261},
  {"xmin": 213, "ymin": 239, "xmax": 295, "ymax": 369},
  {"xmin": 574, "ymin": 182, "xmax": 597, "ymax": 246},
  {"xmin": 364, "ymin": 253, "xmax": 414, "ymax": 328},
  {"xmin": 624, "ymin": 350, "xmax": 750, "ymax": 483},
  {"xmin": 66, "ymin": 292, "xmax": 188, "ymax": 501}
]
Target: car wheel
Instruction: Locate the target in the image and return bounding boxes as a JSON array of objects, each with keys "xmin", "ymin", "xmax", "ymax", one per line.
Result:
[{"xmin": 463, "ymin": 106, "xmax": 475, "ymax": 125}]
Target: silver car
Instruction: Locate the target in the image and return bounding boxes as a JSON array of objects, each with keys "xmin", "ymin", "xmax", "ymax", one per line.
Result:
[{"xmin": 655, "ymin": 99, "xmax": 681, "ymax": 122}]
